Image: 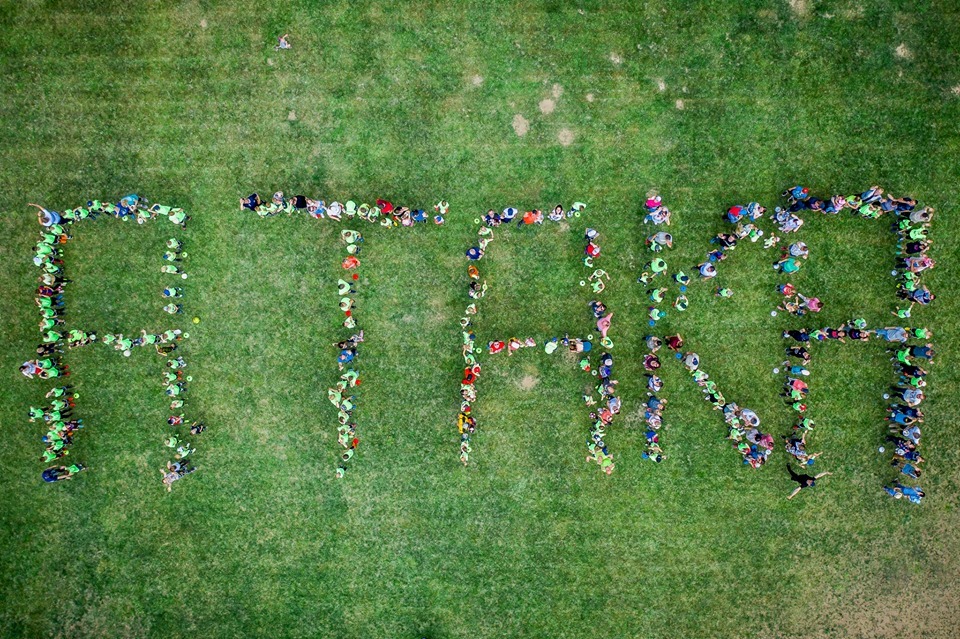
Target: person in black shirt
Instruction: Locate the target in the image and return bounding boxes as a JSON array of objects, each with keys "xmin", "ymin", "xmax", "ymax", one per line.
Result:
[{"xmin": 786, "ymin": 465, "xmax": 831, "ymax": 500}]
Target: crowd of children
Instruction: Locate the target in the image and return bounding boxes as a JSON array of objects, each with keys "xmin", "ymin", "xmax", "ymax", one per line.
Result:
[
  {"xmin": 700, "ymin": 201, "xmax": 766, "ymax": 280},
  {"xmin": 26, "ymin": 184, "xmax": 934, "ymax": 494},
  {"xmin": 774, "ymin": 185, "xmax": 935, "ymax": 502},
  {"xmin": 640, "ymin": 195, "xmax": 767, "ymax": 326},
  {"xmin": 775, "ymin": 281, "xmax": 822, "ymax": 317},
  {"xmin": 640, "ymin": 195, "xmax": 772, "ymax": 467},
  {"xmin": 248, "ymin": 191, "xmax": 444, "ymax": 474},
  {"xmin": 461, "ymin": 203, "xmax": 621, "ymax": 472},
  {"xmin": 644, "ymin": 336, "xmax": 772, "ymax": 469},
  {"xmin": 780, "ymin": 322, "xmax": 932, "ymax": 502},
  {"xmin": 642, "ymin": 195, "xmax": 672, "ymax": 226},
  {"xmin": 23, "ymin": 196, "xmax": 197, "ymax": 487},
  {"xmin": 641, "ymin": 198, "xmax": 766, "ymax": 315}
]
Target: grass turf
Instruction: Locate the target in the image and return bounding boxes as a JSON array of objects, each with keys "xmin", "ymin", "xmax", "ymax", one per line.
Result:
[{"xmin": 1, "ymin": 1, "xmax": 960, "ymax": 637}]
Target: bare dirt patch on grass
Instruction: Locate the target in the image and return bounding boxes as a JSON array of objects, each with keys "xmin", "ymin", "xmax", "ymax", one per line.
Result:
[
  {"xmin": 609, "ymin": 52, "xmax": 623, "ymax": 65},
  {"xmin": 519, "ymin": 375, "xmax": 539, "ymax": 390},
  {"xmin": 622, "ymin": 407, "xmax": 647, "ymax": 429},
  {"xmin": 471, "ymin": 75, "xmax": 484, "ymax": 87},
  {"xmin": 586, "ymin": 93, "xmax": 595, "ymax": 102},
  {"xmin": 895, "ymin": 43, "xmax": 913, "ymax": 59},
  {"xmin": 512, "ymin": 114, "xmax": 530, "ymax": 137},
  {"xmin": 789, "ymin": 0, "xmax": 810, "ymax": 17},
  {"xmin": 675, "ymin": 99, "xmax": 685, "ymax": 110},
  {"xmin": 558, "ymin": 128, "xmax": 575, "ymax": 146},
  {"xmin": 539, "ymin": 84, "xmax": 563, "ymax": 114},
  {"xmin": 807, "ymin": 581, "xmax": 960, "ymax": 639}
]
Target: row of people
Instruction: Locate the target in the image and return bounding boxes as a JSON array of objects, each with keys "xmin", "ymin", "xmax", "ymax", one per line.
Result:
[
  {"xmin": 27, "ymin": 224, "xmax": 70, "ymax": 380},
  {"xmin": 157, "ymin": 230, "xmax": 198, "ymax": 489},
  {"xmin": 892, "ymin": 195, "xmax": 935, "ymax": 318},
  {"xmin": 883, "ymin": 336, "xmax": 933, "ymax": 504},
  {"xmin": 582, "ymin": 227, "xmax": 618, "ymax": 474},
  {"xmin": 29, "ymin": 199, "xmax": 116, "ymax": 478},
  {"xmin": 241, "ymin": 192, "xmax": 449, "ymax": 227},
  {"xmin": 33, "ymin": 197, "xmax": 188, "ymax": 227},
  {"xmin": 639, "ymin": 196, "xmax": 688, "ymax": 323},
  {"xmin": 480, "ymin": 202, "xmax": 586, "ymax": 227},
  {"xmin": 782, "ymin": 185, "xmax": 924, "ymax": 219},
  {"xmin": 644, "ymin": 333, "xmax": 770, "ymax": 467},
  {"xmin": 31, "ymin": 386, "xmax": 81, "ymax": 465},
  {"xmin": 780, "ymin": 341, "xmax": 821, "ymax": 498},
  {"xmin": 640, "ymin": 334, "xmax": 684, "ymax": 463},
  {"xmin": 458, "ymin": 210, "xmax": 488, "ymax": 465},
  {"xmin": 584, "ymin": 348, "xmax": 619, "ymax": 474},
  {"xmin": 332, "ymin": 229, "xmax": 365, "ymax": 477},
  {"xmin": 769, "ymin": 212, "xmax": 823, "ymax": 496},
  {"xmin": 676, "ymin": 346, "xmax": 773, "ymax": 469}
]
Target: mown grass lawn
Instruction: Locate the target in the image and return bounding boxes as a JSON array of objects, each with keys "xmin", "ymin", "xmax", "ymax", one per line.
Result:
[{"xmin": 1, "ymin": 1, "xmax": 959, "ymax": 638}]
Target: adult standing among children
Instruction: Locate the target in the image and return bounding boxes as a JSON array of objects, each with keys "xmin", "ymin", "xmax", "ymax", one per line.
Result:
[{"xmin": 28, "ymin": 203, "xmax": 61, "ymax": 226}]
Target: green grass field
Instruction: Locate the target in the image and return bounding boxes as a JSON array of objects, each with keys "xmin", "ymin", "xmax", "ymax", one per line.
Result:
[{"xmin": 2, "ymin": 1, "xmax": 960, "ymax": 637}]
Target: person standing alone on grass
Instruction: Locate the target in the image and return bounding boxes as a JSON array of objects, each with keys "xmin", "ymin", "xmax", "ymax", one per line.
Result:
[{"xmin": 786, "ymin": 465, "xmax": 831, "ymax": 499}]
